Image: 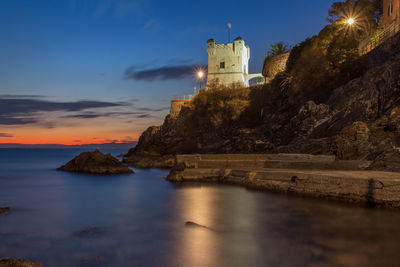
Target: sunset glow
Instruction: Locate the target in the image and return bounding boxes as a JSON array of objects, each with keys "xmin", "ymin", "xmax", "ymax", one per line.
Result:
[{"xmin": 0, "ymin": 0, "xmax": 334, "ymax": 147}]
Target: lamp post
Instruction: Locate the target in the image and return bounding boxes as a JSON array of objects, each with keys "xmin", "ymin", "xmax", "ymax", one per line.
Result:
[{"xmin": 197, "ymin": 71, "xmax": 204, "ymax": 90}]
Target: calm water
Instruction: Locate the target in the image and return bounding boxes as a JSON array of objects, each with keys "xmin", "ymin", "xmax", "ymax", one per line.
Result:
[{"xmin": 0, "ymin": 149, "xmax": 400, "ymax": 267}]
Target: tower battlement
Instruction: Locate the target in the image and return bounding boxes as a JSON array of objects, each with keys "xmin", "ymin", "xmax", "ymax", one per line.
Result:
[{"xmin": 206, "ymin": 37, "xmax": 259, "ymax": 88}]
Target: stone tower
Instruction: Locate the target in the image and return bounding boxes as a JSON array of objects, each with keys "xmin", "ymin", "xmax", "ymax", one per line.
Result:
[{"xmin": 206, "ymin": 37, "xmax": 250, "ymax": 87}]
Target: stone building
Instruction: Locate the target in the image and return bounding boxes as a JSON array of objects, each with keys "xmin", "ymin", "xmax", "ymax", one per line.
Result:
[
  {"xmin": 381, "ymin": 0, "xmax": 400, "ymax": 27},
  {"xmin": 169, "ymin": 37, "xmax": 263, "ymax": 119},
  {"xmin": 206, "ymin": 37, "xmax": 262, "ymax": 87}
]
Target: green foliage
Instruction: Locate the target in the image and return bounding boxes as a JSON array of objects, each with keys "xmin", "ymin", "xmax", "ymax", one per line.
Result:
[
  {"xmin": 328, "ymin": 0, "xmax": 382, "ymax": 23},
  {"xmin": 286, "ymin": 37, "xmax": 315, "ymax": 73},
  {"xmin": 184, "ymin": 84, "xmax": 251, "ymax": 135},
  {"xmin": 284, "ymin": 15, "xmax": 369, "ymax": 104},
  {"xmin": 328, "ymin": 0, "xmax": 382, "ymax": 38},
  {"xmin": 266, "ymin": 42, "xmax": 290, "ymax": 56},
  {"xmin": 178, "ymin": 0, "xmax": 381, "ymax": 137}
]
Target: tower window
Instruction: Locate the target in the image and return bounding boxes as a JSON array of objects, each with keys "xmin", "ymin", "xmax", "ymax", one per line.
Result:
[
  {"xmin": 389, "ymin": 3, "xmax": 393, "ymax": 16},
  {"xmin": 220, "ymin": 62, "xmax": 225, "ymax": 69}
]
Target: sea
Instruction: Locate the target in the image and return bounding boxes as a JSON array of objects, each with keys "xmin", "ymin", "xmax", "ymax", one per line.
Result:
[{"xmin": 0, "ymin": 148, "xmax": 400, "ymax": 267}]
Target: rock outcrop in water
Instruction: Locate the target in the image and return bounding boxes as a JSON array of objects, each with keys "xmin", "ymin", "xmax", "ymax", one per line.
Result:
[
  {"xmin": 124, "ymin": 33, "xmax": 400, "ymax": 172},
  {"xmin": 75, "ymin": 226, "xmax": 103, "ymax": 237},
  {"xmin": 59, "ymin": 150, "xmax": 133, "ymax": 175},
  {"xmin": 0, "ymin": 258, "xmax": 43, "ymax": 267},
  {"xmin": 0, "ymin": 207, "xmax": 10, "ymax": 215}
]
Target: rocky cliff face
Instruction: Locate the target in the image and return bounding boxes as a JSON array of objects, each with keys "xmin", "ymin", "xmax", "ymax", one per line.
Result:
[{"xmin": 125, "ymin": 33, "xmax": 400, "ymax": 171}]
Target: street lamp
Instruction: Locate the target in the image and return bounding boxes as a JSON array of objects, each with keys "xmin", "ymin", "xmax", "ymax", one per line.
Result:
[
  {"xmin": 346, "ymin": 18, "xmax": 355, "ymax": 25},
  {"xmin": 197, "ymin": 71, "xmax": 204, "ymax": 89}
]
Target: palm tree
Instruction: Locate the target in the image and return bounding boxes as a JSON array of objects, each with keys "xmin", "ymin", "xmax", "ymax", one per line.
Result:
[{"xmin": 266, "ymin": 42, "xmax": 290, "ymax": 56}]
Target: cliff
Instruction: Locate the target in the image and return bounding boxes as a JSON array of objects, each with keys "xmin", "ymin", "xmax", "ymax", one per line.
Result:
[{"xmin": 124, "ymin": 32, "xmax": 400, "ymax": 171}]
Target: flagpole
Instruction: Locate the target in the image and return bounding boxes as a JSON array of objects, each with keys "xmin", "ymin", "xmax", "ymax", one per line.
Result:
[{"xmin": 227, "ymin": 22, "xmax": 232, "ymax": 43}]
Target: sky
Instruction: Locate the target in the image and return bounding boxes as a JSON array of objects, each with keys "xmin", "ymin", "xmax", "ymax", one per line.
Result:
[{"xmin": 0, "ymin": 0, "xmax": 337, "ymax": 146}]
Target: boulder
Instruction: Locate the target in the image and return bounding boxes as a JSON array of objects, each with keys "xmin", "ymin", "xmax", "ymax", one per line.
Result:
[
  {"xmin": 369, "ymin": 148, "xmax": 400, "ymax": 172},
  {"xmin": 335, "ymin": 122, "xmax": 371, "ymax": 160},
  {"xmin": 75, "ymin": 226, "xmax": 103, "ymax": 237},
  {"xmin": 58, "ymin": 150, "xmax": 134, "ymax": 175}
]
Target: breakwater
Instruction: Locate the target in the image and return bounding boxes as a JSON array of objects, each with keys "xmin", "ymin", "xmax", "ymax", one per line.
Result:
[{"xmin": 167, "ymin": 154, "xmax": 400, "ymax": 208}]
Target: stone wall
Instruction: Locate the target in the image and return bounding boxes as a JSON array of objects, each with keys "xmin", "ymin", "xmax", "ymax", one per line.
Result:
[
  {"xmin": 381, "ymin": 0, "xmax": 400, "ymax": 27},
  {"xmin": 262, "ymin": 52, "xmax": 290, "ymax": 79},
  {"xmin": 169, "ymin": 99, "xmax": 191, "ymax": 119},
  {"xmin": 175, "ymin": 153, "xmax": 368, "ymax": 170}
]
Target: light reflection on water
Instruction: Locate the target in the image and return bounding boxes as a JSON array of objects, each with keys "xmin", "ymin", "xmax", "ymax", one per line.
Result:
[{"xmin": 0, "ymin": 149, "xmax": 400, "ymax": 266}]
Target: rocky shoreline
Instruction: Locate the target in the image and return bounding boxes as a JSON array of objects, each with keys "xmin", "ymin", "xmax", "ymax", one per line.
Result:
[
  {"xmin": 122, "ymin": 154, "xmax": 174, "ymax": 169},
  {"xmin": 0, "ymin": 258, "xmax": 43, "ymax": 267}
]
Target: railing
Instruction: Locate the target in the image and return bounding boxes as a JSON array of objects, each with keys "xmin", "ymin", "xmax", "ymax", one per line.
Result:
[
  {"xmin": 359, "ymin": 20, "xmax": 400, "ymax": 55},
  {"xmin": 171, "ymin": 94, "xmax": 195, "ymax": 101}
]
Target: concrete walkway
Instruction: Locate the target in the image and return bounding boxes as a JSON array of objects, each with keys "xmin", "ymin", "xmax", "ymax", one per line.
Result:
[{"xmin": 168, "ymin": 154, "xmax": 400, "ymax": 208}]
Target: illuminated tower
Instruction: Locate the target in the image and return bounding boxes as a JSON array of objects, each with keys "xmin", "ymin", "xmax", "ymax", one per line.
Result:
[{"xmin": 206, "ymin": 37, "xmax": 250, "ymax": 87}]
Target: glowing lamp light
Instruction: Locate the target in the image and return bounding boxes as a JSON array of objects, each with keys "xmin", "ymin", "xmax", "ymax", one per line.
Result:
[
  {"xmin": 197, "ymin": 71, "xmax": 204, "ymax": 79},
  {"xmin": 347, "ymin": 18, "xmax": 355, "ymax": 25}
]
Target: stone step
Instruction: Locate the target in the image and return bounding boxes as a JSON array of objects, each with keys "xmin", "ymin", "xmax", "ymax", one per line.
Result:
[
  {"xmin": 180, "ymin": 168, "xmax": 400, "ymax": 185},
  {"xmin": 168, "ymin": 167, "xmax": 400, "ymax": 208},
  {"xmin": 176, "ymin": 154, "xmax": 370, "ymax": 171},
  {"xmin": 194, "ymin": 159, "xmax": 368, "ymax": 170},
  {"xmin": 185, "ymin": 153, "xmax": 336, "ymax": 162}
]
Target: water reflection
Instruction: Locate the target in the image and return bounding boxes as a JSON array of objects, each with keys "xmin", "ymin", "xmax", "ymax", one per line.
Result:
[
  {"xmin": 1, "ymin": 150, "xmax": 400, "ymax": 266},
  {"xmin": 173, "ymin": 186, "xmax": 218, "ymax": 267}
]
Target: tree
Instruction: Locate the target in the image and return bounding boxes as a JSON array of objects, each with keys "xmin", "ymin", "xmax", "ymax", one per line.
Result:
[
  {"xmin": 328, "ymin": 0, "xmax": 382, "ymax": 26},
  {"xmin": 266, "ymin": 42, "xmax": 290, "ymax": 56},
  {"xmin": 327, "ymin": 0, "xmax": 382, "ymax": 42}
]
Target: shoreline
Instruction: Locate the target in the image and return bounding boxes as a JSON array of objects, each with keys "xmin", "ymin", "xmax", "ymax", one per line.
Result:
[
  {"xmin": 165, "ymin": 154, "xmax": 400, "ymax": 209},
  {"xmin": 167, "ymin": 168, "xmax": 400, "ymax": 209},
  {"xmin": 167, "ymin": 170, "xmax": 400, "ymax": 209}
]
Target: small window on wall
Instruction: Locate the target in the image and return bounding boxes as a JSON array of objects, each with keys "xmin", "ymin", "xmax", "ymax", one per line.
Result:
[
  {"xmin": 389, "ymin": 3, "xmax": 393, "ymax": 16},
  {"xmin": 220, "ymin": 62, "xmax": 225, "ymax": 69}
]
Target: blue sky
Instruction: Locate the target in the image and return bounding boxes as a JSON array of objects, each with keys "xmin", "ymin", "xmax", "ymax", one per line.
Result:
[{"xmin": 0, "ymin": 0, "xmax": 337, "ymax": 144}]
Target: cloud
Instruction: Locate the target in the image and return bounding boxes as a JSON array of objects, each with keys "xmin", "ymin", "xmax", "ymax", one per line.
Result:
[
  {"xmin": 135, "ymin": 107, "xmax": 170, "ymax": 112},
  {"xmin": 136, "ymin": 114, "xmax": 151, "ymax": 118},
  {"xmin": 124, "ymin": 64, "xmax": 205, "ymax": 81},
  {"xmin": 60, "ymin": 107, "xmax": 167, "ymax": 120},
  {"xmin": 61, "ymin": 111, "xmax": 147, "ymax": 119},
  {"xmin": 0, "ymin": 94, "xmax": 44, "ymax": 99},
  {"xmin": 0, "ymin": 133, "xmax": 13, "ymax": 137},
  {"xmin": 143, "ymin": 20, "xmax": 158, "ymax": 31},
  {"xmin": 0, "ymin": 97, "xmax": 129, "ymax": 125},
  {"xmin": 168, "ymin": 58, "xmax": 193, "ymax": 64}
]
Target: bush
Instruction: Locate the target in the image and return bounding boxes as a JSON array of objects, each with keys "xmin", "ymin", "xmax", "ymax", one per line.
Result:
[
  {"xmin": 285, "ymin": 21, "xmax": 367, "ymax": 105},
  {"xmin": 183, "ymin": 84, "xmax": 251, "ymax": 136}
]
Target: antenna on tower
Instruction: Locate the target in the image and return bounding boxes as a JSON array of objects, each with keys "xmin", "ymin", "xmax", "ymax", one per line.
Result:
[{"xmin": 227, "ymin": 22, "xmax": 232, "ymax": 43}]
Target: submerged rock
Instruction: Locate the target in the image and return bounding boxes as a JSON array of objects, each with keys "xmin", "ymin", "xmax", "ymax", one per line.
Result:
[
  {"xmin": 75, "ymin": 226, "xmax": 103, "ymax": 237},
  {"xmin": 0, "ymin": 207, "xmax": 10, "ymax": 215},
  {"xmin": 0, "ymin": 258, "xmax": 43, "ymax": 267},
  {"xmin": 58, "ymin": 150, "xmax": 134, "ymax": 175},
  {"xmin": 185, "ymin": 221, "xmax": 215, "ymax": 231}
]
